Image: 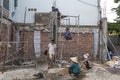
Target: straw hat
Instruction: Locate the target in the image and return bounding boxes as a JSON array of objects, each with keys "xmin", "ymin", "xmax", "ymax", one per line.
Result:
[
  {"xmin": 112, "ymin": 56, "xmax": 119, "ymax": 61},
  {"xmin": 70, "ymin": 57, "xmax": 78, "ymax": 63},
  {"xmin": 83, "ymin": 53, "xmax": 89, "ymax": 59}
]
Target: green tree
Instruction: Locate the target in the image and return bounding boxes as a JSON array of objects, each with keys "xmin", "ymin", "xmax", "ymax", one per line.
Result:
[
  {"xmin": 110, "ymin": 0, "xmax": 120, "ymax": 45},
  {"xmin": 113, "ymin": 0, "xmax": 120, "ymax": 22},
  {"xmin": 114, "ymin": 0, "xmax": 120, "ymax": 3},
  {"xmin": 108, "ymin": 22, "xmax": 120, "ymax": 44},
  {"xmin": 108, "ymin": 23, "xmax": 120, "ymax": 33}
]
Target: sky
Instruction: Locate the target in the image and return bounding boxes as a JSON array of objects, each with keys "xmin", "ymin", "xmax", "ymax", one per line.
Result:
[{"xmin": 101, "ymin": 0, "xmax": 118, "ymax": 22}]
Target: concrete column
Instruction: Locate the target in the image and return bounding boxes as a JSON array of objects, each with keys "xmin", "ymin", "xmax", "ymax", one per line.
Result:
[{"xmin": 100, "ymin": 18, "xmax": 108, "ymax": 61}]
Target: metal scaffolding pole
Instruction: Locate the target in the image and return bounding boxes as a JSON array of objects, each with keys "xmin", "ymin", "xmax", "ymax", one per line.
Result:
[
  {"xmin": 77, "ymin": 15, "xmax": 80, "ymax": 57},
  {"xmin": 0, "ymin": 0, "xmax": 3, "ymax": 34}
]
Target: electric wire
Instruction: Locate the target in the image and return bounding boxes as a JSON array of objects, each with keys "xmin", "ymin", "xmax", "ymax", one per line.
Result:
[{"xmin": 77, "ymin": 0, "xmax": 98, "ymax": 7}]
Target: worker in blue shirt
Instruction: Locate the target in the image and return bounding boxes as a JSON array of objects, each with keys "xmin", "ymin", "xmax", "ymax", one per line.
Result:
[
  {"xmin": 68, "ymin": 57, "xmax": 81, "ymax": 77},
  {"xmin": 64, "ymin": 27, "xmax": 72, "ymax": 40}
]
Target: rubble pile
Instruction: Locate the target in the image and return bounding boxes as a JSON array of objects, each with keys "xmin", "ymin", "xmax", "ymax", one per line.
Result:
[{"xmin": 0, "ymin": 60, "xmax": 120, "ymax": 80}]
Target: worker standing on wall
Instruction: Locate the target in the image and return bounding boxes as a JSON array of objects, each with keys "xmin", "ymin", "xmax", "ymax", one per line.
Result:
[{"xmin": 64, "ymin": 27, "xmax": 72, "ymax": 41}]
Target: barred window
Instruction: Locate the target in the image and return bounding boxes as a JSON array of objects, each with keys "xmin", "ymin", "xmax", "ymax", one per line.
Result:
[
  {"xmin": 14, "ymin": 0, "xmax": 18, "ymax": 7},
  {"xmin": 3, "ymin": 0, "xmax": 9, "ymax": 10},
  {"xmin": 28, "ymin": 8, "xmax": 37, "ymax": 11},
  {"xmin": 34, "ymin": 8, "xmax": 37, "ymax": 11},
  {"xmin": 28, "ymin": 9, "xmax": 31, "ymax": 11},
  {"xmin": 0, "ymin": 7, "xmax": 1, "ymax": 18},
  {"xmin": 31, "ymin": 8, "xmax": 33, "ymax": 11},
  {"xmin": 0, "ymin": 21, "xmax": 1, "ymax": 31}
]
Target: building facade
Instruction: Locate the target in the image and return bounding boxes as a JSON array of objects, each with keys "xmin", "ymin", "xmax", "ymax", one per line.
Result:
[
  {"xmin": 0, "ymin": 0, "xmax": 16, "ymax": 41},
  {"xmin": 12, "ymin": 0, "xmax": 102, "ymax": 59},
  {"xmin": 0, "ymin": 0, "xmax": 17, "ymax": 62},
  {"xmin": 15, "ymin": 0, "xmax": 100, "ymax": 26},
  {"xmin": 0, "ymin": 0, "xmax": 108, "ymax": 61}
]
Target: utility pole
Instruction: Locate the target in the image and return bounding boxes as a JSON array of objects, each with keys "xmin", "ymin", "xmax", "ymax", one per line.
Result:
[
  {"xmin": 98, "ymin": 0, "xmax": 108, "ymax": 63},
  {"xmin": 98, "ymin": 0, "xmax": 103, "ymax": 62}
]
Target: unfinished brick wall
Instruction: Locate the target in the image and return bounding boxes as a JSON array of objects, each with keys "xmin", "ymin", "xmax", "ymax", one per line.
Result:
[
  {"xmin": 19, "ymin": 31, "xmax": 34, "ymax": 59},
  {"xmin": 79, "ymin": 33, "xmax": 94, "ymax": 56},
  {"xmin": 10, "ymin": 23, "xmax": 16, "ymax": 41},
  {"xmin": 1, "ymin": 23, "xmax": 8, "ymax": 41},
  {"xmin": 19, "ymin": 31, "xmax": 94, "ymax": 60},
  {"xmin": 57, "ymin": 33, "xmax": 94, "ymax": 60},
  {"xmin": 19, "ymin": 31, "xmax": 49, "ymax": 59},
  {"xmin": 0, "ymin": 23, "xmax": 8, "ymax": 61},
  {"xmin": 0, "ymin": 23, "xmax": 17, "ymax": 62},
  {"xmin": 41, "ymin": 32, "xmax": 94, "ymax": 60},
  {"xmin": 41, "ymin": 32, "xmax": 51, "ymax": 53}
]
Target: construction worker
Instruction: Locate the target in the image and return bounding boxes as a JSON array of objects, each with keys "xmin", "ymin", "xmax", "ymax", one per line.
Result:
[
  {"xmin": 48, "ymin": 40, "xmax": 56, "ymax": 66},
  {"xmin": 64, "ymin": 27, "xmax": 72, "ymax": 40},
  {"xmin": 83, "ymin": 53, "xmax": 91, "ymax": 69},
  {"xmin": 67, "ymin": 57, "xmax": 81, "ymax": 77}
]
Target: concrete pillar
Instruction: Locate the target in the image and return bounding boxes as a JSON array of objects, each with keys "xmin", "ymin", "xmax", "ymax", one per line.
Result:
[{"xmin": 100, "ymin": 18, "xmax": 108, "ymax": 61}]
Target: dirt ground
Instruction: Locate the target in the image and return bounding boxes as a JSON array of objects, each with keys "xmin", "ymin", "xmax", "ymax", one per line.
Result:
[{"xmin": 0, "ymin": 60, "xmax": 120, "ymax": 80}]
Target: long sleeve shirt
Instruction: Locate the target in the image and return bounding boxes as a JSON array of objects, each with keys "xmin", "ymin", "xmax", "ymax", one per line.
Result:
[{"xmin": 70, "ymin": 62, "xmax": 80, "ymax": 75}]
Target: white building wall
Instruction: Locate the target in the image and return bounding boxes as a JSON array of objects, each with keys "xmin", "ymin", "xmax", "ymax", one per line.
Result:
[
  {"xmin": 15, "ymin": 0, "xmax": 99, "ymax": 26},
  {"xmin": 9, "ymin": 0, "xmax": 15, "ymax": 21}
]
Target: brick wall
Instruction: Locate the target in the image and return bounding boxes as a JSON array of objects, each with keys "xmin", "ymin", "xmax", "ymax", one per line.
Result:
[
  {"xmin": 0, "ymin": 22, "xmax": 16, "ymax": 61},
  {"xmin": 20, "ymin": 31, "xmax": 34, "ymax": 59},
  {"xmin": 10, "ymin": 23, "xmax": 16, "ymax": 41},
  {"xmin": 0, "ymin": 23, "xmax": 8, "ymax": 61},
  {"xmin": 41, "ymin": 32, "xmax": 51, "ymax": 53},
  {"xmin": 20, "ymin": 31, "xmax": 94, "ymax": 60},
  {"xmin": 1, "ymin": 23, "xmax": 8, "ymax": 41},
  {"xmin": 41, "ymin": 32, "xmax": 94, "ymax": 60}
]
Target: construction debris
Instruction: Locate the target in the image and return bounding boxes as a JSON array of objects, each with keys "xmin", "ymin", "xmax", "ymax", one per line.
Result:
[
  {"xmin": 0, "ymin": 61, "xmax": 120, "ymax": 80},
  {"xmin": 0, "ymin": 1, "xmax": 120, "ymax": 80},
  {"xmin": 106, "ymin": 56, "xmax": 120, "ymax": 68}
]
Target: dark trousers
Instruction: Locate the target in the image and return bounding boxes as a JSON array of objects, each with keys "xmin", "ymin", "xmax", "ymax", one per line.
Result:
[
  {"xmin": 68, "ymin": 68, "xmax": 79, "ymax": 77},
  {"xmin": 85, "ymin": 61, "xmax": 91, "ymax": 69}
]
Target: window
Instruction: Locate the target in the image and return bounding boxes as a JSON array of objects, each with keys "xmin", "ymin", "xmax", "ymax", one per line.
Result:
[
  {"xmin": 31, "ymin": 8, "xmax": 33, "ymax": 11},
  {"xmin": 3, "ymin": 0, "xmax": 9, "ymax": 10},
  {"xmin": 0, "ymin": 21, "xmax": 1, "ymax": 32},
  {"xmin": 0, "ymin": 1, "xmax": 2, "ymax": 5},
  {"xmin": 0, "ymin": 7, "xmax": 2, "ymax": 18},
  {"xmin": 28, "ymin": 8, "xmax": 37, "ymax": 11},
  {"xmin": 14, "ymin": 0, "xmax": 18, "ymax": 7},
  {"xmin": 34, "ymin": 8, "xmax": 37, "ymax": 11},
  {"xmin": 0, "ymin": 12, "xmax": 1, "ymax": 18},
  {"xmin": 28, "ymin": 9, "xmax": 31, "ymax": 11}
]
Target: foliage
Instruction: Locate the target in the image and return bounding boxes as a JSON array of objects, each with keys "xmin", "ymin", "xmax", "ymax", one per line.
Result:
[
  {"xmin": 114, "ymin": 0, "xmax": 120, "ymax": 3},
  {"xmin": 113, "ymin": 0, "xmax": 120, "ymax": 22},
  {"xmin": 108, "ymin": 23, "xmax": 120, "ymax": 34}
]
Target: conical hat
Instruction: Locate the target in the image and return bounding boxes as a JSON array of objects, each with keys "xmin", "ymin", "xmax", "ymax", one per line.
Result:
[{"xmin": 70, "ymin": 57, "xmax": 78, "ymax": 63}]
